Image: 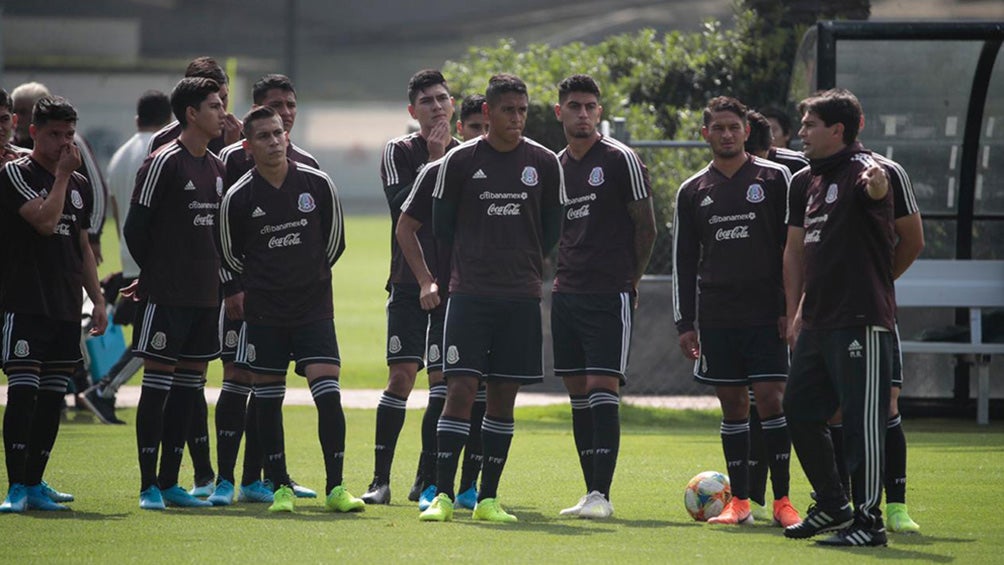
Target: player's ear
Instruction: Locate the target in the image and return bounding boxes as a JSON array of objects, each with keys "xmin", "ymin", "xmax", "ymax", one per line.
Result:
[
  {"xmin": 407, "ymin": 104, "xmax": 417, "ymax": 120},
  {"xmin": 554, "ymin": 103, "xmax": 561, "ymax": 120},
  {"xmin": 700, "ymin": 125, "xmax": 710, "ymax": 142}
]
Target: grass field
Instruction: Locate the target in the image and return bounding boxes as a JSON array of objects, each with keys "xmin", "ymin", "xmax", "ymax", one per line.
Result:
[{"xmin": 2, "ymin": 403, "xmax": 1002, "ymax": 563}]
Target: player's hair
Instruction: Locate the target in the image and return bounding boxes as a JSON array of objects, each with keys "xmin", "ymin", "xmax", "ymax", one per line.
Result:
[
  {"xmin": 170, "ymin": 77, "xmax": 220, "ymax": 127},
  {"xmin": 703, "ymin": 96, "xmax": 748, "ymax": 126},
  {"xmin": 798, "ymin": 88, "xmax": 862, "ymax": 145},
  {"xmin": 558, "ymin": 74, "xmax": 601, "ymax": 103},
  {"xmin": 252, "ymin": 74, "xmax": 295, "ymax": 105},
  {"xmin": 407, "ymin": 69, "xmax": 448, "ymax": 104},
  {"xmin": 242, "ymin": 105, "xmax": 280, "ymax": 138},
  {"xmin": 32, "ymin": 96, "xmax": 78, "ymax": 128},
  {"xmin": 185, "ymin": 56, "xmax": 229, "ymax": 85},
  {"xmin": 459, "ymin": 94, "xmax": 486, "ymax": 122},
  {"xmin": 0, "ymin": 89, "xmax": 11, "ymax": 111},
  {"xmin": 11, "ymin": 82, "xmax": 51, "ymax": 108},
  {"xmin": 485, "ymin": 73, "xmax": 528, "ymax": 106},
  {"xmin": 137, "ymin": 90, "xmax": 172, "ymax": 129},
  {"xmin": 760, "ymin": 106, "xmax": 792, "ymax": 137},
  {"xmin": 744, "ymin": 111, "xmax": 773, "ymax": 155}
]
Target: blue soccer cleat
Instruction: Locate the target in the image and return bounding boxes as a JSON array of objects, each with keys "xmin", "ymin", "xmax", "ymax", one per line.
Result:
[
  {"xmin": 238, "ymin": 480, "xmax": 274, "ymax": 503},
  {"xmin": 0, "ymin": 484, "xmax": 27, "ymax": 513},
  {"xmin": 26, "ymin": 484, "xmax": 69, "ymax": 511},
  {"xmin": 418, "ymin": 485, "xmax": 438, "ymax": 511},
  {"xmin": 208, "ymin": 480, "xmax": 235, "ymax": 506},
  {"xmin": 291, "ymin": 480, "xmax": 317, "ymax": 499},
  {"xmin": 161, "ymin": 484, "xmax": 213, "ymax": 508},
  {"xmin": 40, "ymin": 480, "xmax": 74, "ymax": 503},
  {"xmin": 455, "ymin": 485, "xmax": 478, "ymax": 510},
  {"xmin": 139, "ymin": 486, "xmax": 166, "ymax": 510}
]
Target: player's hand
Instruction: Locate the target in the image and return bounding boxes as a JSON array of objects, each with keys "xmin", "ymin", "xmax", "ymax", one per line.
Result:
[
  {"xmin": 222, "ymin": 113, "xmax": 242, "ymax": 146},
  {"xmin": 861, "ymin": 164, "xmax": 889, "ymax": 199},
  {"xmin": 419, "ymin": 281, "xmax": 441, "ymax": 311},
  {"xmin": 678, "ymin": 330, "xmax": 700, "ymax": 360},
  {"xmin": 56, "ymin": 143, "xmax": 82, "ymax": 177},
  {"xmin": 426, "ymin": 121, "xmax": 451, "ymax": 160},
  {"xmin": 120, "ymin": 279, "xmax": 142, "ymax": 301},
  {"xmin": 225, "ymin": 291, "xmax": 245, "ymax": 320},
  {"xmin": 89, "ymin": 301, "xmax": 108, "ymax": 336}
]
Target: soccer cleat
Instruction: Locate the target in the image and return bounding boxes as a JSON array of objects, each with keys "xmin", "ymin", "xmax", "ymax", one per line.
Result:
[
  {"xmin": 750, "ymin": 500, "xmax": 771, "ymax": 522},
  {"xmin": 207, "ymin": 480, "xmax": 235, "ymax": 506},
  {"xmin": 25, "ymin": 484, "xmax": 70, "ymax": 511},
  {"xmin": 454, "ymin": 485, "xmax": 478, "ymax": 510},
  {"xmin": 139, "ymin": 486, "xmax": 166, "ymax": 510},
  {"xmin": 784, "ymin": 503, "xmax": 854, "ymax": 539},
  {"xmin": 418, "ymin": 484, "xmax": 438, "ymax": 511},
  {"xmin": 559, "ymin": 494, "xmax": 589, "ymax": 516},
  {"xmin": 40, "ymin": 480, "xmax": 74, "ymax": 503},
  {"xmin": 79, "ymin": 388, "xmax": 125, "ymax": 425},
  {"xmin": 707, "ymin": 497, "xmax": 753, "ymax": 525},
  {"xmin": 886, "ymin": 503, "xmax": 920, "ymax": 534},
  {"xmin": 161, "ymin": 484, "xmax": 213, "ymax": 508},
  {"xmin": 407, "ymin": 474, "xmax": 424, "ymax": 502},
  {"xmin": 0, "ymin": 484, "xmax": 28, "ymax": 513},
  {"xmin": 188, "ymin": 478, "xmax": 215, "ymax": 498},
  {"xmin": 418, "ymin": 493, "xmax": 454, "ymax": 522},
  {"xmin": 268, "ymin": 485, "xmax": 295, "ymax": 513},
  {"xmin": 578, "ymin": 491, "xmax": 614, "ymax": 519},
  {"xmin": 472, "ymin": 498, "xmax": 518, "ymax": 523},
  {"xmin": 324, "ymin": 485, "xmax": 365, "ymax": 512},
  {"xmin": 773, "ymin": 496, "xmax": 801, "ymax": 527},
  {"xmin": 361, "ymin": 481, "xmax": 391, "ymax": 505},
  {"xmin": 238, "ymin": 480, "xmax": 274, "ymax": 503},
  {"xmin": 290, "ymin": 480, "xmax": 317, "ymax": 499},
  {"xmin": 817, "ymin": 520, "xmax": 888, "ymax": 547}
]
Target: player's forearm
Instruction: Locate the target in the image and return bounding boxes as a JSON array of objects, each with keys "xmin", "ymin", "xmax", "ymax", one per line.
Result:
[
  {"xmin": 892, "ymin": 214, "xmax": 924, "ymax": 280},
  {"xmin": 80, "ymin": 231, "xmax": 105, "ymax": 307},
  {"xmin": 782, "ymin": 242, "xmax": 804, "ymax": 321},
  {"xmin": 24, "ymin": 173, "xmax": 71, "ymax": 234},
  {"xmin": 123, "ymin": 204, "xmax": 153, "ymax": 268},
  {"xmin": 628, "ymin": 198, "xmax": 657, "ymax": 288},
  {"xmin": 395, "ymin": 213, "xmax": 434, "ymax": 285}
]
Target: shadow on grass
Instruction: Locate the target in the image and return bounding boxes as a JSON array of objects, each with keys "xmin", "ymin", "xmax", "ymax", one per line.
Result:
[{"xmin": 20, "ymin": 510, "xmax": 130, "ymax": 521}]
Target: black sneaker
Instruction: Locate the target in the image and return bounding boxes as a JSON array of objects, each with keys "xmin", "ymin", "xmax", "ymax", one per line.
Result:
[
  {"xmin": 817, "ymin": 520, "xmax": 888, "ymax": 547},
  {"xmin": 784, "ymin": 503, "xmax": 854, "ymax": 539},
  {"xmin": 79, "ymin": 388, "xmax": 125, "ymax": 425},
  {"xmin": 361, "ymin": 480, "xmax": 391, "ymax": 505},
  {"xmin": 407, "ymin": 474, "xmax": 424, "ymax": 502}
]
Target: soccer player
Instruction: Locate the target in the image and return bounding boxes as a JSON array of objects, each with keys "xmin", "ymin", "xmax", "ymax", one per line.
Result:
[
  {"xmin": 0, "ymin": 89, "xmax": 27, "ymax": 163},
  {"xmin": 80, "ymin": 90, "xmax": 173, "ymax": 425},
  {"xmin": 367, "ymin": 69, "xmax": 460, "ymax": 507},
  {"xmin": 211, "ymin": 73, "xmax": 319, "ymax": 505},
  {"xmin": 124, "ymin": 77, "xmax": 227, "ymax": 510},
  {"xmin": 672, "ymin": 96, "xmax": 800, "ymax": 527},
  {"xmin": 782, "ymin": 88, "xmax": 896, "ymax": 546},
  {"xmin": 551, "ymin": 75, "xmax": 656, "ymax": 519},
  {"xmin": 0, "ymin": 96, "xmax": 108, "ymax": 512},
  {"xmin": 761, "ymin": 106, "xmax": 793, "ymax": 150},
  {"xmin": 419, "ymin": 73, "xmax": 563, "ymax": 523},
  {"xmin": 746, "ymin": 110, "xmax": 808, "ymax": 175},
  {"xmin": 218, "ymin": 105, "xmax": 363, "ymax": 514},
  {"xmin": 382, "ymin": 93, "xmax": 489, "ymax": 509}
]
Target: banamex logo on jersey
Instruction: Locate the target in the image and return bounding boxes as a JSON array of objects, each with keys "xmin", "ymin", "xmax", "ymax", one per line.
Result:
[{"xmin": 521, "ymin": 166, "xmax": 539, "ymax": 187}]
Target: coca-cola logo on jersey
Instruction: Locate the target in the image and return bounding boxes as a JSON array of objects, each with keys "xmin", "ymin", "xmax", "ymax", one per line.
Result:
[
  {"xmin": 268, "ymin": 232, "xmax": 303, "ymax": 248},
  {"xmin": 714, "ymin": 225, "xmax": 749, "ymax": 241},
  {"xmin": 567, "ymin": 204, "xmax": 590, "ymax": 220},
  {"xmin": 193, "ymin": 214, "xmax": 215, "ymax": 226},
  {"xmin": 54, "ymin": 223, "xmax": 72, "ymax": 236},
  {"xmin": 487, "ymin": 203, "xmax": 521, "ymax": 216}
]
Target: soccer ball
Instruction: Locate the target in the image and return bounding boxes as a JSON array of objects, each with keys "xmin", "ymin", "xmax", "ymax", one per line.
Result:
[{"xmin": 684, "ymin": 471, "xmax": 732, "ymax": 521}]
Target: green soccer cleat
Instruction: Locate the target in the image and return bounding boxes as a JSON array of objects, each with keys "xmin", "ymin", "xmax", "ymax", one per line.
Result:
[
  {"xmin": 419, "ymin": 493, "xmax": 454, "ymax": 522},
  {"xmin": 268, "ymin": 485, "xmax": 295, "ymax": 513},
  {"xmin": 472, "ymin": 498, "xmax": 518, "ymax": 523},
  {"xmin": 324, "ymin": 485, "xmax": 365, "ymax": 512},
  {"xmin": 886, "ymin": 502, "xmax": 920, "ymax": 534}
]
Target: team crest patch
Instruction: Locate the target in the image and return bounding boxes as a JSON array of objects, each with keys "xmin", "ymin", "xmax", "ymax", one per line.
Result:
[
  {"xmin": 520, "ymin": 166, "xmax": 539, "ymax": 187},
  {"xmin": 225, "ymin": 330, "xmax": 238, "ymax": 349},
  {"xmin": 70, "ymin": 189, "xmax": 84, "ymax": 209},
  {"xmin": 150, "ymin": 332, "xmax": 167, "ymax": 351},
  {"xmin": 298, "ymin": 192, "xmax": 316, "ymax": 213},
  {"xmin": 825, "ymin": 183, "xmax": 839, "ymax": 204},
  {"xmin": 216, "ymin": 177, "xmax": 224, "ymax": 197},
  {"xmin": 588, "ymin": 167, "xmax": 605, "ymax": 187},
  {"xmin": 428, "ymin": 344, "xmax": 440, "ymax": 363},
  {"xmin": 13, "ymin": 339, "xmax": 29, "ymax": 358},
  {"xmin": 745, "ymin": 183, "xmax": 765, "ymax": 203},
  {"xmin": 246, "ymin": 343, "xmax": 257, "ymax": 363},
  {"xmin": 446, "ymin": 345, "xmax": 459, "ymax": 365},
  {"xmin": 388, "ymin": 335, "xmax": 402, "ymax": 354}
]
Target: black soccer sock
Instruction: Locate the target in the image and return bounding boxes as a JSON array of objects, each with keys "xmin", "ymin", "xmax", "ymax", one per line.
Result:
[
  {"xmin": 478, "ymin": 416, "xmax": 515, "ymax": 502},
  {"xmin": 420, "ymin": 383, "xmax": 447, "ymax": 487},
  {"xmin": 589, "ymin": 388, "xmax": 620, "ymax": 499},
  {"xmin": 459, "ymin": 387, "xmax": 486, "ymax": 492},
  {"xmin": 310, "ymin": 377, "xmax": 347, "ymax": 494},
  {"xmin": 434, "ymin": 416, "xmax": 469, "ymax": 499},
  {"xmin": 885, "ymin": 414, "xmax": 907, "ymax": 504},
  {"xmin": 24, "ymin": 374, "xmax": 70, "ymax": 485},
  {"xmin": 255, "ymin": 383, "xmax": 289, "ymax": 490},
  {"xmin": 136, "ymin": 369, "xmax": 172, "ymax": 491},
  {"xmin": 761, "ymin": 413, "xmax": 792, "ymax": 500},
  {"xmin": 3, "ymin": 373, "xmax": 39, "ymax": 486},
  {"xmin": 829, "ymin": 423, "xmax": 851, "ymax": 497},
  {"xmin": 215, "ymin": 380, "xmax": 251, "ymax": 484},
  {"xmin": 789, "ymin": 420, "xmax": 847, "ymax": 509},
  {"xmin": 720, "ymin": 419, "xmax": 750, "ymax": 500},
  {"xmin": 747, "ymin": 401, "xmax": 768, "ymax": 506},
  {"xmin": 241, "ymin": 390, "xmax": 263, "ymax": 486},
  {"xmin": 183, "ymin": 370, "xmax": 214, "ymax": 483},
  {"xmin": 157, "ymin": 370, "xmax": 201, "ymax": 489},
  {"xmin": 372, "ymin": 391, "xmax": 408, "ymax": 484},
  {"xmin": 569, "ymin": 394, "xmax": 594, "ymax": 491}
]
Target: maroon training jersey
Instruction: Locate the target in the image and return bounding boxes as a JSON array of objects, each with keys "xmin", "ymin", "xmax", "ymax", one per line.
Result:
[
  {"xmin": 400, "ymin": 157, "xmax": 451, "ymax": 299},
  {"xmin": 130, "ymin": 139, "xmax": 224, "ymax": 307},
  {"xmin": 219, "ymin": 160, "xmax": 344, "ymax": 326},
  {"xmin": 786, "ymin": 143, "xmax": 896, "ymax": 331},
  {"xmin": 767, "ymin": 147, "xmax": 809, "ymax": 176},
  {"xmin": 0, "ymin": 156, "xmax": 93, "ymax": 321},
  {"xmin": 218, "ymin": 140, "xmax": 319, "ymax": 189},
  {"xmin": 432, "ymin": 137, "xmax": 563, "ymax": 299},
  {"xmin": 554, "ymin": 135, "xmax": 652, "ymax": 294},
  {"xmin": 147, "ymin": 121, "xmax": 231, "ymax": 157},
  {"xmin": 673, "ymin": 155, "xmax": 790, "ymax": 333}
]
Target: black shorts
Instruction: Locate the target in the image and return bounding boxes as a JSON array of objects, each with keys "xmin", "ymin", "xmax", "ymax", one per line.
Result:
[
  {"xmin": 694, "ymin": 325, "xmax": 788, "ymax": 386},
  {"xmin": 1, "ymin": 312, "xmax": 82, "ymax": 371},
  {"xmin": 551, "ymin": 291, "xmax": 633, "ymax": 382},
  {"xmin": 442, "ymin": 294, "xmax": 542, "ymax": 383},
  {"xmin": 235, "ymin": 318, "xmax": 340, "ymax": 377},
  {"xmin": 132, "ymin": 301, "xmax": 221, "ymax": 364},
  {"xmin": 892, "ymin": 324, "xmax": 903, "ymax": 388},
  {"xmin": 219, "ymin": 305, "xmax": 243, "ymax": 364},
  {"xmin": 386, "ymin": 283, "xmax": 446, "ymax": 372}
]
